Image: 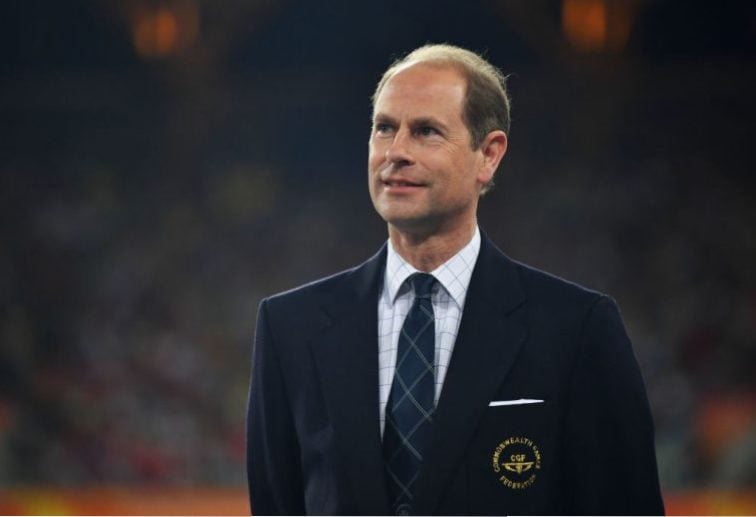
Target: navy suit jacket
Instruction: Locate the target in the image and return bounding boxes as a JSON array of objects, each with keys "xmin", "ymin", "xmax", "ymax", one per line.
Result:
[{"xmin": 246, "ymin": 235, "xmax": 664, "ymax": 515}]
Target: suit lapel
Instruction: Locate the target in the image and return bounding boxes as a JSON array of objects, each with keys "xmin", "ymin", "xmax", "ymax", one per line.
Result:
[
  {"xmin": 413, "ymin": 236, "xmax": 528, "ymax": 514},
  {"xmin": 308, "ymin": 247, "xmax": 391, "ymax": 515}
]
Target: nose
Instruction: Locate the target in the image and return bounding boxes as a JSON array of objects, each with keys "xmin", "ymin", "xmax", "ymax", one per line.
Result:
[{"xmin": 385, "ymin": 127, "xmax": 414, "ymax": 166}]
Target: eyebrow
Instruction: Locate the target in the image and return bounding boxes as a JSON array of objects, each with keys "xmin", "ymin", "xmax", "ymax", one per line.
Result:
[
  {"xmin": 372, "ymin": 113, "xmax": 450, "ymax": 133},
  {"xmin": 412, "ymin": 116, "xmax": 449, "ymax": 133},
  {"xmin": 372, "ymin": 113, "xmax": 396, "ymax": 126}
]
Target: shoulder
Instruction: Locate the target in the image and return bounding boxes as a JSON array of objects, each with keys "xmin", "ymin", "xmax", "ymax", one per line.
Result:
[
  {"xmin": 476, "ymin": 235, "xmax": 619, "ymax": 339},
  {"xmin": 511, "ymin": 259, "xmax": 623, "ymax": 337},
  {"xmin": 481, "ymin": 241, "xmax": 633, "ymax": 365},
  {"xmin": 513, "ymin": 259, "xmax": 606, "ymax": 307},
  {"xmin": 479, "ymin": 234, "xmax": 607, "ymax": 311},
  {"xmin": 255, "ymin": 246, "xmax": 386, "ymax": 346},
  {"xmin": 261, "ymin": 245, "xmax": 387, "ymax": 315},
  {"xmin": 265, "ymin": 266, "xmax": 359, "ymax": 309}
]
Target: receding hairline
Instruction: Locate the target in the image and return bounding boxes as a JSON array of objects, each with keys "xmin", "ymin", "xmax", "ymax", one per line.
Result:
[
  {"xmin": 372, "ymin": 58, "xmax": 475, "ymax": 109},
  {"xmin": 372, "ymin": 60, "xmax": 469, "ymax": 107}
]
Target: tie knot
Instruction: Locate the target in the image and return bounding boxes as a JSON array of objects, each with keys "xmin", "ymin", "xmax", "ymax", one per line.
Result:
[{"xmin": 409, "ymin": 273, "xmax": 436, "ymax": 299}]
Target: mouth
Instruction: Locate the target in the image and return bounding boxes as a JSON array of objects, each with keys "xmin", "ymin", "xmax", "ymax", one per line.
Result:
[{"xmin": 382, "ymin": 178, "xmax": 426, "ymax": 188}]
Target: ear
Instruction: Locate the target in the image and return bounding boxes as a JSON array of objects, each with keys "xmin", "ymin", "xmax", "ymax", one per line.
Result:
[{"xmin": 476, "ymin": 130, "xmax": 508, "ymax": 185}]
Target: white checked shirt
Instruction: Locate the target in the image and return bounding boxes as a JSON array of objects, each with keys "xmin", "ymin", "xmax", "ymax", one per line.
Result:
[{"xmin": 378, "ymin": 227, "xmax": 481, "ymax": 434}]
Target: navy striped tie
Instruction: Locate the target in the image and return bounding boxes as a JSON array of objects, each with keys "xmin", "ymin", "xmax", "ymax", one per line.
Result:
[{"xmin": 383, "ymin": 273, "xmax": 437, "ymax": 516}]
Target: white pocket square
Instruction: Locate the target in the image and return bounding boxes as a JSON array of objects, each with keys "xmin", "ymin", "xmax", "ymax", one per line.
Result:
[{"xmin": 488, "ymin": 398, "xmax": 544, "ymax": 407}]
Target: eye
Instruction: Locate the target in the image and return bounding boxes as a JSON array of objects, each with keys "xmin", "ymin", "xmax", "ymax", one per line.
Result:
[
  {"xmin": 373, "ymin": 122, "xmax": 394, "ymax": 135},
  {"xmin": 416, "ymin": 125, "xmax": 440, "ymax": 137}
]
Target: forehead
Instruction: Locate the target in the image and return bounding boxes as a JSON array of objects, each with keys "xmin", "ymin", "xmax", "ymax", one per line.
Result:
[{"xmin": 373, "ymin": 63, "xmax": 467, "ymax": 119}]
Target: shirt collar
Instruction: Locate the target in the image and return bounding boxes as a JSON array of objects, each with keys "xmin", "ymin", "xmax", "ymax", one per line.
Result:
[{"xmin": 384, "ymin": 226, "xmax": 481, "ymax": 309}]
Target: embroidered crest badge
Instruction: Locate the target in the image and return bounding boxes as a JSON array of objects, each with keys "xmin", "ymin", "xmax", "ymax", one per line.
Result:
[{"xmin": 492, "ymin": 436, "xmax": 542, "ymax": 489}]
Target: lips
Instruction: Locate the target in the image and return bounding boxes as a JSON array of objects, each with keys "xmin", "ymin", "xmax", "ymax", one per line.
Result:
[{"xmin": 382, "ymin": 178, "xmax": 425, "ymax": 188}]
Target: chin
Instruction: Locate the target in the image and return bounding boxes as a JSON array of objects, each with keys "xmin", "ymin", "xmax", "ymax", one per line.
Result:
[
  {"xmin": 385, "ymin": 213, "xmax": 440, "ymax": 235},
  {"xmin": 377, "ymin": 206, "xmax": 422, "ymax": 225}
]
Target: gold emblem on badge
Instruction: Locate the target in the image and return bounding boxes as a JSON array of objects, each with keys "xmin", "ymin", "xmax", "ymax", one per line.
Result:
[{"xmin": 492, "ymin": 436, "xmax": 541, "ymax": 489}]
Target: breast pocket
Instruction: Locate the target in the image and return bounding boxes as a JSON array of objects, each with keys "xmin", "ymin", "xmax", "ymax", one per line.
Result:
[{"xmin": 465, "ymin": 401, "xmax": 562, "ymax": 515}]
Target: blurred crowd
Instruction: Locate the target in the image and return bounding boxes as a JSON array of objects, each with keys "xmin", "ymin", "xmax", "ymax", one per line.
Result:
[{"xmin": 1, "ymin": 2, "xmax": 755, "ymax": 494}]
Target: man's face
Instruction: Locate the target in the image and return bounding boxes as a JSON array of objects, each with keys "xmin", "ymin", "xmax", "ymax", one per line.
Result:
[{"xmin": 368, "ymin": 63, "xmax": 490, "ymax": 236}]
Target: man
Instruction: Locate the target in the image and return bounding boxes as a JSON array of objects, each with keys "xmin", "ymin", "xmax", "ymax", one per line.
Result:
[{"xmin": 247, "ymin": 44, "xmax": 664, "ymax": 515}]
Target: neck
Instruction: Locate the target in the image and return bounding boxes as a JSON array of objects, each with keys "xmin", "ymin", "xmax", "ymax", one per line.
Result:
[{"xmin": 388, "ymin": 219, "xmax": 477, "ymax": 272}]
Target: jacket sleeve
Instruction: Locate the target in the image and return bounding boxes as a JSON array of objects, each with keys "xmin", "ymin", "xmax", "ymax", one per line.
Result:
[
  {"xmin": 247, "ymin": 299, "xmax": 305, "ymax": 515},
  {"xmin": 564, "ymin": 295, "xmax": 665, "ymax": 515}
]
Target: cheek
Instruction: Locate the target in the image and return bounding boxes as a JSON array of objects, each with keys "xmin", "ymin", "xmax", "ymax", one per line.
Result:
[
  {"xmin": 368, "ymin": 153, "xmax": 381, "ymax": 175},
  {"xmin": 368, "ymin": 139, "xmax": 385, "ymax": 167}
]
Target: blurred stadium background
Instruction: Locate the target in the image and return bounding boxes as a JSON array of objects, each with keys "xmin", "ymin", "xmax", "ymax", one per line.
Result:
[{"xmin": 0, "ymin": 0, "xmax": 754, "ymax": 514}]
